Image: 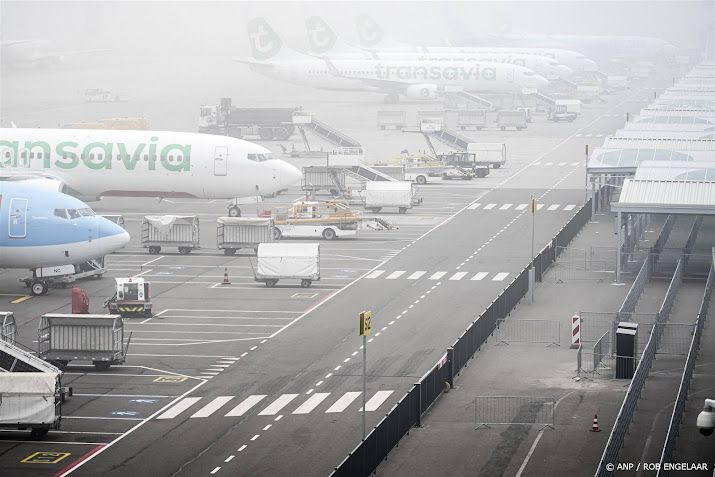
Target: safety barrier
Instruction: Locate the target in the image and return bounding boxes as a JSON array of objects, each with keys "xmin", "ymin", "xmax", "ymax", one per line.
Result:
[
  {"xmin": 330, "ymin": 200, "xmax": 595, "ymax": 477},
  {"xmin": 495, "ymin": 319, "xmax": 560, "ymax": 346},
  {"xmin": 592, "ymin": 330, "xmax": 610, "ymax": 370},
  {"xmin": 683, "ymin": 216, "xmax": 703, "ymax": 266},
  {"xmin": 473, "ymin": 396, "xmax": 555, "ymax": 429},
  {"xmin": 657, "ymin": 265, "xmax": 714, "ymax": 477},
  {"xmin": 618, "ymin": 256, "xmax": 651, "ymax": 321},
  {"xmin": 651, "ymin": 214, "xmax": 675, "ymax": 268}
]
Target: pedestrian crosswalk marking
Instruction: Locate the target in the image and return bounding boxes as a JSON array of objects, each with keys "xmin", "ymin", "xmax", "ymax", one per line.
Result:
[
  {"xmin": 359, "ymin": 391, "xmax": 394, "ymax": 412},
  {"xmin": 429, "ymin": 272, "xmax": 447, "ymax": 280},
  {"xmin": 564, "ymin": 204, "xmax": 576, "ymax": 211},
  {"xmin": 467, "ymin": 203, "xmax": 481, "ymax": 210},
  {"xmin": 515, "ymin": 204, "xmax": 528, "ymax": 210},
  {"xmin": 258, "ymin": 394, "xmax": 299, "ymax": 416},
  {"xmin": 544, "ymin": 162, "xmax": 554, "ymax": 166},
  {"xmin": 292, "ymin": 393, "xmax": 330, "ymax": 415},
  {"xmin": 225, "ymin": 395, "xmax": 267, "ymax": 417},
  {"xmin": 407, "ymin": 271, "xmax": 426, "ymax": 280},
  {"xmin": 536, "ymin": 204, "xmax": 544, "ymax": 210},
  {"xmin": 325, "ymin": 392, "xmax": 362, "ymax": 413},
  {"xmin": 365, "ymin": 270, "xmax": 385, "ymax": 279},
  {"xmin": 191, "ymin": 396, "xmax": 234, "ymax": 418},
  {"xmin": 499, "ymin": 203, "xmax": 513, "ymax": 210},
  {"xmin": 571, "ymin": 162, "xmax": 580, "ymax": 166},
  {"xmin": 483, "ymin": 203, "xmax": 497, "ymax": 210},
  {"xmin": 493, "ymin": 272, "xmax": 510, "ymax": 281},
  {"xmin": 157, "ymin": 397, "xmax": 202, "ymax": 420},
  {"xmin": 449, "ymin": 272, "xmax": 467, "ymax": 281},
  {"xmin": 557, "ymin": 162, "xmax": 567, "ymax": 166},
  {"xmin": 547, "ymin": 204, "xmax": 560, "ymax": 211},
  {"xmin": 385, "ymin": 271, "xmax": 406, "ymax": 280},
  {"xmin": 471, "ymin": 272, "xmax": 489, "ymax": 281},
  {"xmin": 533, "ymin": 161, "xmax": 543, "ymax": 165}
]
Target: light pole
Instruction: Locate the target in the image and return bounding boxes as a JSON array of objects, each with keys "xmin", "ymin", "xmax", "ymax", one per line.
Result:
[{"xmin": 529, "ymin": 196, "xmax": 536, "ymax": 304}]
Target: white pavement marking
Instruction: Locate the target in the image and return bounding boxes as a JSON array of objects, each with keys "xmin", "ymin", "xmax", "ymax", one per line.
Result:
[
  {"xmin": 292, "ymin": 393, "xmax": 330, "ymax": 414},
  {"xmin": 564, "ymin": 204, "xmax": 576, "ymax": 211},
  {"xmin": 536, "ymin": 204, "xmax": 544, "ymax": 210},
  {"xmin": 492, "ymin": 272, "xmax": 510, "ymax": 281},
  {"xmin": 385, "ymin": 271, "xmax": 406, "ymax": 280},
  {"xmin": 557, "ymin": 162, "xmax": 567, "ymax": 166},
  {"xmin": 325, "ymin": 392, "xmax": 361, "ymax": 413},
  {"xmin": 225, "ymin": 395, "xmax": 267, "ymax": 417},
  {"xmin": 482, "ymin": 203, "xmax": 496, "ymax": 210},
  {"xmin": 544, "ymin": 162, "xmax": 554, "ymax": 166},
  {"xmin": 364, "ymin": 270, "xmax": 385, "ymax": 279},
  {"xmin": 359, "ymin": 391, "xmax": 394, "ymax": 411},
  {"xmin": 156, "ymin": 397, "xmax": 201, "ymax": 419},
  {"xmin": 533, "ymin": 161, "xmax": 542, "ymax": 165},
  {"xmin": 515, "ymin": 204, "xmax": 528, "ymax": 210},
  {"xmin": 467, "ymin": 203, "xmax": 481, "ymax": 210},
  {"xmin": 406, "ymin": 271, "xmax": 426, "ymax": 280},
  {"xmin": 571, "ymin": 162, "xmax": 580, "ymax": 166},
  {"xmin": 449, "ymin": 272, "xmax": 467, "ymax": 281},
  {"xmin": 211, "ymin": 467, "xmax": 221, "ymax": 474},
  {"xmin": 547, "ymin": 204, "xmax": 560, "ymax": 211},
  {"xmin": 190, "ymin": 396, "xmax": 233, "ymax": 418},
  {"xmin": 225, "ymin": 456, "xmax": 235, "ymax": 463},
  {"xmin": 258, "ymin": 394, "xmax": 299, "ymax": 415},
  {"xmin": 428, "ymin": 272, "xmax": 447, "ymax": 280},
  {"xmin": 471, "ymin": 272, "xmax": 489, "ymax": 281},
  {"xmin": 238, "ymin": 445, "xmax": 247, "ymax": 452},
  {"xmin": 499, "ymin": 203, "xmax": 513, "ymax": 210}
]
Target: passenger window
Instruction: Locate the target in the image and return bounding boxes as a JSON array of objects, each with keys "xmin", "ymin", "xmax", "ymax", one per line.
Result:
[
  {"xmin": 144, "ymin": 154, "xmax": 148, "ymax": 161},
  {"xmin": 168, "ymin": 155, "xmax": 174, "ymax": 161},
  {"xmin": 29, "ymin": 152, "xmax": 35, "ymax": 159},
  {"xmin": 90, "ymin": 153, "xmax": 95, "ymax": 160},
  {"xmin": 20, "ymin": 151, "xmax": 26, "ymax": 158}
]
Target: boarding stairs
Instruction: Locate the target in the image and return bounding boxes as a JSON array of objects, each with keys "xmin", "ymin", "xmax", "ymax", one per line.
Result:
[
  {"xmin": 444, "ymin": 91, "xmax": 493, "ymax": 110},
  {"xmin": 345, "ymin": 165, "xmax": 396, "ymax": 182},
  {"xmin": 296, "ymin": 117, "xmax": 362, "ymax": 149},
  {"xmin": 0, "ymin": 339, "xmax": 60, "ymax": 373}
]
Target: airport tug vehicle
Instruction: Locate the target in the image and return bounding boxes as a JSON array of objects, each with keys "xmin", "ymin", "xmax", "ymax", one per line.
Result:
[{"xmin": 104, "ymin": 277, "xmax": 153, "ymax": 318}]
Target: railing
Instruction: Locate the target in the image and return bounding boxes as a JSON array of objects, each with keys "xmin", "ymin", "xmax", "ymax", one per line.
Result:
[
  {"xmin": 331, "ymin": 198, "xmax": 594, "ymax": 477},
  {"xmin": 618, "ymin": 254, "xmax": 651, "ymax": 321},
  {"xmin": 657, "ymin": 265, "xmax": 714, "ymax": 476}
]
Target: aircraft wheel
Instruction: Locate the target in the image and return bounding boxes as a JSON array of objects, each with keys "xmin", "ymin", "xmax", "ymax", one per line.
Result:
[{"xmin": 228, "ymin": 206, "xmax": 241, "ymax": 217}]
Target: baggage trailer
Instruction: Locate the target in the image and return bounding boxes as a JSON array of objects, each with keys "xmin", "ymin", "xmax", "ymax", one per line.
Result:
[
  {"xmin": 38, "ymin": 314, "xmax": 130, "ymax": 371},
  {"xmin": 254, "ymin": 243, "xmax": 320, "ymax": 288},
  {"xmin": 217, "ymin": 217, "xmax": 275, "ymax": 255},
  {"xmin": 0, "ymin": 372, "xmax": 63, "ymax": 440},
  {"xmin": 497, "ymin": 110, "xmax": 528, "ymax": 130},
  {"xmin": 142, "ymin": 215, "xmax": 200, "ymax": 254},
  {"xmin": 364, "ymin": 181, "xmax": 417, "ymax": 214}
]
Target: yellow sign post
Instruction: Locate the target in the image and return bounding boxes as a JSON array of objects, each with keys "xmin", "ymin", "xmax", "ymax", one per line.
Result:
[{"xmin": 359, "ymin": 310, "xmax": 372, "ymax": 440}]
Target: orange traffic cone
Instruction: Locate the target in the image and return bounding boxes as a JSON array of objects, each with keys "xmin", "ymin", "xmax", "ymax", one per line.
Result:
[
  {"xmin": 222, "ymin": 268, "xmax": 231, "ymax": 285},
  {"xmin": 590, "ymin": 414, "xmax": 601, "ymax": 432}
]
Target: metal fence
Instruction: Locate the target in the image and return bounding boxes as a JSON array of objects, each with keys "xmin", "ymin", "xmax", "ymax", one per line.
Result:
[
  {"xmin": 655, "ymin": 323, "xmax": 697, "ymax": 356},
  {"xmin": 580, "ymin": 311, "xmax": 657, "ymax": 356},
  {"xmin": 619, "ymin": 255, "xmax": 651, "ymax": 319},
  {"xmin": 331, "ymin": 198, "xmax": 594, "ymax": 477},
  {"xmin": 657, "ymin": 265, "xmax": 714, "ymax": 477},
  {"xmin": 474, "ymin": 396, "xmax": 555, "ymax": 429},
  {"xmin": 578, "ymin": 352, "xmax": 637, "ymax": 379},
  {"xmin": 495, "ymin": 319, "xmax": 560, "ymax": 346}
]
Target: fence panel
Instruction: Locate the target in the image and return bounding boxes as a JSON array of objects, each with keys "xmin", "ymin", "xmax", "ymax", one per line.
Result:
[
  {"xmin": 495, "ymin": 319, "xmax": 560, "ymax": 346},
  {"xmin": 474, "ymin": 396, "xmax": 555, "ymax": 429}
]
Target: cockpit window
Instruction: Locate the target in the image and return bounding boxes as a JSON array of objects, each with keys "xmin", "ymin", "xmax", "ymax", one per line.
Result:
[
  {"xmin": 54, "ymin": 208, "xmax": 95, "ymax": 219},
  {"xmin": 247, "ymin": 153, "xmax": 273, "ymax": 162}
]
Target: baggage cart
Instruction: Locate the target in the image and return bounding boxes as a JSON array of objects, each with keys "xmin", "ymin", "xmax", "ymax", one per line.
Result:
[
  {"xmin": 38, "ymin": 314, "xmax": 130, "ymax": 371},
  {"xmin": 0, "ymin": 372, "xmax": 63, "ymax": 440},
  {"xmin": 254, "ymin": 243, "xmax": 320, "ymax": 288},
  {"xmin": 0, "ymin": 312, "xmax": 17, "ymax": 344},
  {"xmin": 142, "ymin": 215, "xmax": 200, "ymax": 254},
  {"xmin": 217, "ymin": 217, "xmax": 275, "ymax": 255}
]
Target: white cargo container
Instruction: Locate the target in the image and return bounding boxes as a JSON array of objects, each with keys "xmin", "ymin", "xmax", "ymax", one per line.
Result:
[
  {"xmin": 466, "ymin": 143, "xmax": 507, "ymax": 169},
  {"xmin": 496, "ymin": 110, "xmax": 528, "ymax": 130},
  {"xmin": 217, "ymin": 217, "xmax": 274, "ymax": 255},
  {"xmin": 0, "ymin": 372, "xmax": 62, "ymax": 440},
  {"xmin": 255, "ymin": 243, "xmax": 320, "ymax": 288},
  {"xmin": 364, "ymin": 181, "xmax": 415, "ymax": 214},
  {"xmin": 142, "ymin": 215, "xmax": 200, "ymax": 255}
]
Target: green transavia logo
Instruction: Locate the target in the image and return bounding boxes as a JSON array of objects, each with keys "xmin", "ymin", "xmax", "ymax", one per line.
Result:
[{"xmin": 0, "ymin": 136, "xmax": 191, "ymax": 172}]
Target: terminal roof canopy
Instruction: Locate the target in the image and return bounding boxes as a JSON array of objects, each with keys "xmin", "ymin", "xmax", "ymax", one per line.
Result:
[
  {"xmin": 611, "ymin": 179, "xmax": 715, "ymax": 215},
  {"xmin": 587, "ymin": 147, "xmax": 715, "ymax": 174}
]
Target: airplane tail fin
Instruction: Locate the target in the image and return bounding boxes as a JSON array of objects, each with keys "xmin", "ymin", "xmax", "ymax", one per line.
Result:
[
  {"xmin": 306, "ymin": 16, "xmax": 366, "ymax": 57},
  {"xmin": 246, "ymin": 17, "xmax": 286, "ymax": 61},
  {"xmin": 355, "ymin": 14, "xmax": 385, "ymax": 48}
]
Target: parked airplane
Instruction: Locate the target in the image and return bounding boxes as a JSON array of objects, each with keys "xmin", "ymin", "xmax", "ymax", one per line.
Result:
[
  {"xmin": 0, "ymin": 181, "xmax": 130, "ymax": 294},
  {"xmin": 353, "ymin": 14, "xmax": 598, "ymax": 73},
  {"xmin": 305, "ymin": 16, "xmax": 573, "ymax": 79},
  {"xmin": 243, "ymin": 18, "xmax": 548, "ymax": 103},
  {"xmin": 0, "ymin": 128, "xmax": 302, "ymax": 217},
  {"xmin": 1, "ymin": 39, "xmax": 106, "ymax": 69}
]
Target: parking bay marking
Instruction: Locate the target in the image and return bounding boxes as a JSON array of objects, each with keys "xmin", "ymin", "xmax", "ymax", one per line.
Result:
[{"xmin": 21, "ymin": 452, "xmax": 71, "ymax": 464}]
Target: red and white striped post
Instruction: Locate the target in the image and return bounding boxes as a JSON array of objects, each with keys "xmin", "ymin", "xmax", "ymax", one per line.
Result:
[{"xmin": 571, "ymin": 313, "xmax": 581, "ymax": 349}]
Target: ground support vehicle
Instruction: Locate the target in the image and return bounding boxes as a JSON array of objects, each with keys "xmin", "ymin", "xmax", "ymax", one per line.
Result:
[
  {"xmin": 20, "ymin": 259, "xmax": 107, "ymax": 296},
  {"xmin": 217, "ymin": 217, "xmax": 274, "ymax": 255},
  {"xmin": 198, "ymin": 99, "xmax": 298, "ymax": 140},
  {"xmin": 364, "ymin": 181, "xmax": 418, "ymax": 214},
  {"xmin": 104, "ymin": 278, "xmax": 153, "ymax": 318},
  {"xmin": 254, "ymin": 243, "xmax": 320, "ymax": 288},
  {"xmin": 142, "ymin": 215, "xmax": 200, "ymax": 254},
  {"xmin": 497, "ymin": 110, "xmax": 528, "ymax": 130},
  {"xmin": 37, "ymin": 314, "xmax": 130, "ymax": 371},
  {"xmin": 272, "ymin": 200, "xmax": 360, "ymax": 240}
]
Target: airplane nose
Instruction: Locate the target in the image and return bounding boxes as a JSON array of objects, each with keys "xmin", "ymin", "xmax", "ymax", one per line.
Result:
[
  {"xmin": 97, "ymin": 218, "xmax": 130, "ymax": 251},
  {"xmin": 279, "ymin": 161, "xmax": 303, "ymax": 188}
]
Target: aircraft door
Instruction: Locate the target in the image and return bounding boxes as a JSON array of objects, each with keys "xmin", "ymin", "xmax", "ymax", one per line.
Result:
[
  {"xmin": 214, "ymin": 146, "xmax": 228, "ymax": 176},
  {"xmin": 8, "ymin": 198, "xmax": 28, "ymax": 238}
]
